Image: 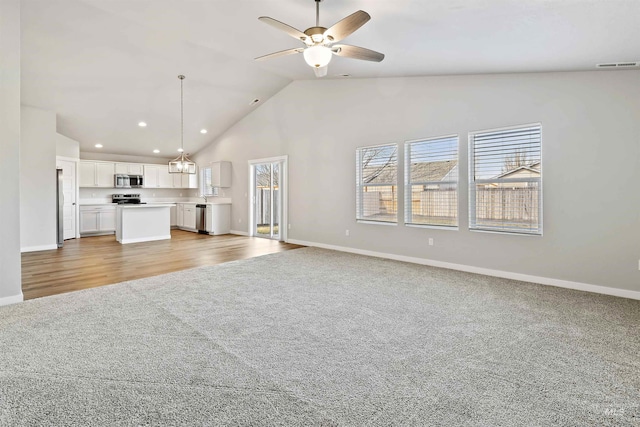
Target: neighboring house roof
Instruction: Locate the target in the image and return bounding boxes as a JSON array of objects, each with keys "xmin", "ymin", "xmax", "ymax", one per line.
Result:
[
  {"xmin": 495, "ymin": 161, "xmax": 541, "ymax": 179},
  {"xmin": 410, "ymin": 160, "xmax": 458, "ymax": 183},
  {"xmin": 363, "ymin": 160, "xmax": 458, "ymax": 184}
]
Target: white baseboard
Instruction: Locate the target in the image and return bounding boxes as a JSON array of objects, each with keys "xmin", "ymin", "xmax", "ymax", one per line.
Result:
[
  {"xmin": 0, "ymin": 293, "xmax": 24, "ymax": 306},
  {"xmin": 288, "ymin": 239, "xmax": 640, "ymax": 301},
  {"xmin": 118, "ymin": 235, "xmax": 171, "ymax": 244},
  {"xmin": 230, "ymin": 230, "xmax": 249, "ymax": 236},
  {"xmin": 21, "ymin": 244, "xmax": 58, "ymax": 253}
]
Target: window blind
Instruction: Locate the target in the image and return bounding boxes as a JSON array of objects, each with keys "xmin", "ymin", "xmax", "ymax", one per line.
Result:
[
  {"xmin": 404, "ymin": 136, "xmax": 458, "ymax": 227},
  {"xmin": 201, "ymin": 167, "xmax": 213, "ymax": 196},
  {"xmin": 356, "ymin": 144, "xmax": 398, "ymax": 223},
  {"xmin": 469, "ymin": 124, "xmax": 542, "ymax": 234}
]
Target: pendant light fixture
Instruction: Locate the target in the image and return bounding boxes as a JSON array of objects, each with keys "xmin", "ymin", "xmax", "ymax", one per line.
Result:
[{"xmin": 169, "ymin": 75, "xmax": 196, "ymax": 174}]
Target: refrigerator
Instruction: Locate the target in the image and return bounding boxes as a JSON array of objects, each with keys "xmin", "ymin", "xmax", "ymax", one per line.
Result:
[{"xmin": 56, "ymin": 168, "xmax": 64, "ymax": 248}]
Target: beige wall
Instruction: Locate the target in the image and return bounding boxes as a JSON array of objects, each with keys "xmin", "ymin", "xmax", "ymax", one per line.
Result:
[
  {"xmin": 194, "ymin": 70, "xmax": 640, "ymax": 294},
  {"xmin": 21, "ymin": 105, "xmax": 57, "ymax": 251},
  {"xmin": 0, "ymin": 0, "xmax": 22, "ymax": 303}
]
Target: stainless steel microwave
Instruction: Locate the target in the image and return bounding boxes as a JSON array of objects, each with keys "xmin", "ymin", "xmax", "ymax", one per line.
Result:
[{"xmin": 128, "ymin": 175, "xmax": 144, "ymax": 188}]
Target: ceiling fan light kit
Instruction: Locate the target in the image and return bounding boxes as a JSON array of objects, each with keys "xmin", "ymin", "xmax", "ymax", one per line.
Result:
[
  {"xmin": 169, "ymin": 75, "xmax": 197, "ymax": 174},
  {"xmin": 256, "ymin": 0, "xmax": 384, "ymax": 77}
]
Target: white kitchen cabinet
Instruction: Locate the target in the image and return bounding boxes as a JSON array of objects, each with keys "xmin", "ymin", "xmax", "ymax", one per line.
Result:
[
  {"xmin": 80, "ymin": 205, "xmax": 116, "ymax": 235},
  {"xmin": 115, "ymin": 163, "xmax": 143, "ymax": 175},
  {"xmin": 176, "ymin": 203, "xmax": 197, "ymax": 230},
  {"xmin": 183, "ymin": 204, "xmax": 197, "ymax": 229},
  {"xmin": 79, "ymin": 161, "xmax": 115, "ymax": 187},
  {"xmin": 171, "ymin": 170, "xmax": 198, "ymax": 189},
  {"xmin": 158, "ymin": 167, "xmax": 173, "ymax": 188},
  {"xmin": 144, "ymin": 163, "xmax": 199, "ymax": 189},
  {"xmin": 176, "ymin": 203, "xmax": 184, "ymax": 227},
  {"xmin": 206, "ymin": 204, "xmax": 231, "ymax": 235},
  {"xmin": 211, "ymin": 161, "xmax": 231, "ymax": 187},
  {"xmin": 143, "ymin": 165, "xmax": 161, "ymax": 188}
]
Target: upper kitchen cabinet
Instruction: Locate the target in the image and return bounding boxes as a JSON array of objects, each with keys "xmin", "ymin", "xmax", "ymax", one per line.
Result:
[
  {"xmin": 143, "ymin": 164, "xmax": 168, "ymax": 188},
  {"xmin": 211, "ymin": 161, "xmax": 231, "ymax": 187},
  {"xmin": 172, "ymin": 169, "xmax": 198, "ymax": 189},
  {"xmin": 79, "ymin": 160, "xmax": 115, "ymax": 187},
  {"xmin": 144, "ymin": 164, "xmax": 196, "ymax": 189},
  {"xmin": 115, "ymin": 163, "xmax": 143, "ymax": 175}
]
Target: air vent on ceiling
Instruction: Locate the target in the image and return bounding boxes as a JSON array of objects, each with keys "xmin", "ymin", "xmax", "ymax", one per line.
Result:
[{"xmin": 596, "ymin": 62, "xmax": 639, "ymax": 68}]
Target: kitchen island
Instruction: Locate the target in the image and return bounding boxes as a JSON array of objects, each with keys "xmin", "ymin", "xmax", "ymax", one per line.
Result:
[{"xmin": 115, "ymin": 204, "xmax": 174, "ymax": 244}]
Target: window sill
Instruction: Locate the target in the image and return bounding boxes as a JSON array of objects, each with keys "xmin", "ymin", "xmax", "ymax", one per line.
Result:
[
  {"xmin": 356, "ymin": 220, "xmax": 398, "ymax": 226},
  {"xmin": 470, "ymin": 228, "xmax": 542, "ymax": 237},
  {"xmin": 405, "ymin": 223, "xmax": 459, "ymax": 231}
]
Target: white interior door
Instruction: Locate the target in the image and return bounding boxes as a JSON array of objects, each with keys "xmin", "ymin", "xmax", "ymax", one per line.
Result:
[{"xmin": 57, "ymin": 159, "xmax": 77, "ymax": 240}]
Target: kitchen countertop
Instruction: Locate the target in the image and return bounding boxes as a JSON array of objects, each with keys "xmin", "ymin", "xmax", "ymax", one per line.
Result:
[{"xmin": 116, "ymin": 204, "xmax": 175, "ymax": 209}]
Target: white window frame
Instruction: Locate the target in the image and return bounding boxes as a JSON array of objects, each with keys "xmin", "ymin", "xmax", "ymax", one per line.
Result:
[
  {"xmin": 404, "ymin": 135, "xmax": 459, "ymax": 229},
  {"xmin": 468, "ymin": 123, "xmax": 543, "ymax": 236},
  {"xmin": 356, "ymin": 143, "xmax": 399, "ymax": 224}
]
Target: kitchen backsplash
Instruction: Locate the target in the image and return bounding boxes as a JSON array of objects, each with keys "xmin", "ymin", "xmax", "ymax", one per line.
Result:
[{"xmin": 79, "ymin": 187, "xmax": 215, "ymax": 204}]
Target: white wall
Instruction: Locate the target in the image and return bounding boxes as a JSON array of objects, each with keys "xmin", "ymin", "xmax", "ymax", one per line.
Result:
[
  {"xmin": 0, "ymin": 0, "xmax": 22, "ymax": 304},
  {"xmin": 56, "ymin": 133, "xmax": 80, "ymax": 158},
  {"xmin": 21, "ymin": 105, "xmax": 57, "ymax": 252},
  {"xmin": 194, "ymin": 70, "xmax": 640, "ymax": 294}
]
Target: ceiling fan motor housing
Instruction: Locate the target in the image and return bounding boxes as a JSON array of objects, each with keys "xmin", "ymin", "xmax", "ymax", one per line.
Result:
[{"xmin": 304, "ymin": 26, "xmax": 332, "ymax": 45}]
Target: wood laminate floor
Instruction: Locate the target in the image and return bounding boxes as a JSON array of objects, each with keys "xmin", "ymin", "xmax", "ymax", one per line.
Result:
[{"xmin": 21, "ymin": 230, "xmax": 304, "ymax": 300}]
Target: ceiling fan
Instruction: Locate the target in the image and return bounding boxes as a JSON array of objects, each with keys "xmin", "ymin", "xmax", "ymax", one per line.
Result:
[{"xmin": 255, "ymin": 0, "xmax": 384, "ymax": 77}]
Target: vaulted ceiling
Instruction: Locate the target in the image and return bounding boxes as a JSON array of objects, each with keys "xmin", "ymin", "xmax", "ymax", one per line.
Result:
[{"xmin": 21, "ymin": 0, "xmax": 640, "ymax": 157}]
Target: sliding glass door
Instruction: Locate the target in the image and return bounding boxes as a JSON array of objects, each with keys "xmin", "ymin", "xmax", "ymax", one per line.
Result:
[{"xmin": 253, "ymin": 161, "xmax": 281, "ymax": 240}]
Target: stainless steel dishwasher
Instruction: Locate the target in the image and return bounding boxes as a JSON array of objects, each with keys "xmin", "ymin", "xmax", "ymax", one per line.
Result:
[{"xmin": 195, "ymin": 204, "xmax": 208, "ymax": 234}]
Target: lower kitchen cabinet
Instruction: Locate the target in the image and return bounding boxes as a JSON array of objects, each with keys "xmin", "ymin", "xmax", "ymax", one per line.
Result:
[
  {"xmin": 181, "ymin": 204, "xmax": 197, "ymax": 230},
  {"xmin": 80, "ymin": 205, "xmax": 116, "ymax": 235},
  {"xmin": 175, "ymin": 203, "xmax": 230, "ymax": 234}
]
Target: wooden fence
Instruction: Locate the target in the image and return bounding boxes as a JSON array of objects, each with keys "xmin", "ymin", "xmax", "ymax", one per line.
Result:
[{"xmin": 361, "ymin": 187, "xmax": 539, "ymax": 225}]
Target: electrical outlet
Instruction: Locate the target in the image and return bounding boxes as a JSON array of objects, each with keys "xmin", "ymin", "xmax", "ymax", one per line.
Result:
[
  {"xmin": 288, "ymin": 224, "xmax": 291, "ymax": 230},
  {"xmin": 152, "ymin": 193, "xmax": 155, "ymax": 197},
  {"xmin": 638, "ymin": 259, "xmax": 640, "ymax": 271},
  {"xmin": 428, "ymin": 238, "xmax": 434, "ymax": 246},
  {"xmin": 345, "ymin": 229, "xmax": 350, "ymax": 236},
  {"xmin": 179, "ymin": 193, "xmax": 183, "ymax": 197},
  {"xmin": 238, "ymin": 218, "xmax": 242, "ymax": 223},
  {"xmin": 91, "ymin": 193, "xmax": 96, "ymax": 197}
]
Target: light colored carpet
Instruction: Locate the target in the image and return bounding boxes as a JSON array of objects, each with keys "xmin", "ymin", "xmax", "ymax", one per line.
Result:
[{"xmin": 1, "ymin": 247, "xmax": 639, "ymax": 426}]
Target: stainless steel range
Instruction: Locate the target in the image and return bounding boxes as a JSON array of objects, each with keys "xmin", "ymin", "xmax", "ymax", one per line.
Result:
[{"xmin": 112, "ymin": 194, "xmax": 146, "ymax": 204}]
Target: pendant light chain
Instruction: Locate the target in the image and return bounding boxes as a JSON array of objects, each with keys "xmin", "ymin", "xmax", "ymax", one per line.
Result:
[{"xmin": 168, "ymin": 74, "xmax": 196, "ymax": 174}]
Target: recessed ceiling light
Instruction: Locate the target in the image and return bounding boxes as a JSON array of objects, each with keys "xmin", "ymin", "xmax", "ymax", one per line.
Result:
[
  {"xmin": 177, "ymin": 148, "xmax": 184, "ymax": 153},
  {"xmin": 94, "ymin": 144, "xmax": 103, "ymax": 148},
  {"xmin": 138, "ymin": 121, "xmax": 147, "ymax": 127},
  {"xmin": 153, "ymin": 149, "xmax": 160, "ymax": 154},
  {"xmin": 200, "ymin": 129, "xmax": 207, "ymax": 134}
]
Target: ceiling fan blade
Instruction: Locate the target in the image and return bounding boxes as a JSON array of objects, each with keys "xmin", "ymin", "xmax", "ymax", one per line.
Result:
[
  {"xmin": 258, "ymin": 16, "xmax": 308, "ymax": 43},
  {"xmin": 255, "ymin": 48, "xmax": 304, "ymax": 62},
  {"xmin": 332, "ymin": 44, "xmax": 385, "ymax": 62},
  {"xmin": 313, "ymin": 66, "xmax": 328, "ymax": 78},
  {"xmin": 324, "ymin": 10, "xmax": 370, "ymax": 43}
]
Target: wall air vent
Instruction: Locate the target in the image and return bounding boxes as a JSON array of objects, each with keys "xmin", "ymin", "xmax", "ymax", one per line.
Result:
[{"xmin": 596, "ymin": 62, "xmax": 639, "ymax": 68}]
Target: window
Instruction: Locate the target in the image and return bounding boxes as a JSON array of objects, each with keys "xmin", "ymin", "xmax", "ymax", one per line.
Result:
[
  {"xmin": 200, "ymin": 167, "xmax": 217, "ymax": 196},
  {"xmin": 404, "ymin": 135, "xmax": 458, "ymax": 227},
  {"xmin": 356, "ymin": 144, "xmax": 398, "ymax": 223},
  {"xmin": 469, "ymin": 124, "xmax": 542, "ymax": 234}
]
